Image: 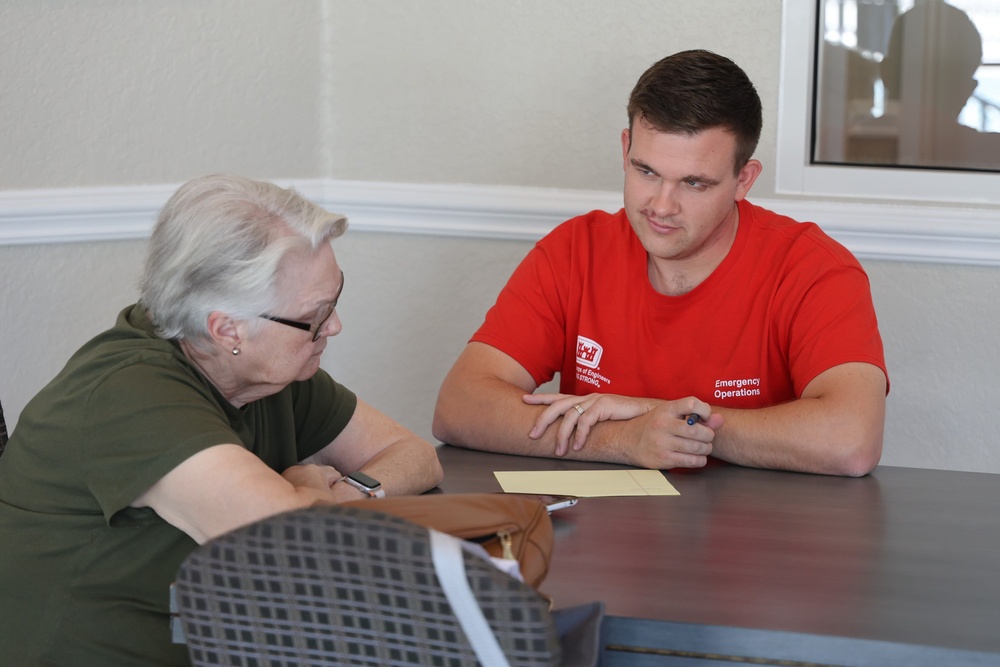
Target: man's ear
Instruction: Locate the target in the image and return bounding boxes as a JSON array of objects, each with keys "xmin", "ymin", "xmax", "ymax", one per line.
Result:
[
  {"xmin": 620, "ymin": 128, "xmax": 631, "ymax": 169},
  {"xmin": 735, "ymin": 159, "xmax": 763, "ymax": 201}
]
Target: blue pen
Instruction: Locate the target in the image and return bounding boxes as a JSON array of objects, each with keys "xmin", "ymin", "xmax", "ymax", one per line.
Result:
[{"xmin": 686, "ymin": 414, "xmax": 701, "ymax": 426}]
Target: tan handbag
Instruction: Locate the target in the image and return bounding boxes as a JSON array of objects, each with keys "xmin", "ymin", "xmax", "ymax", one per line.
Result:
[{"xmin": 344, "ymin": 493, "xmax": 555, "ymax": 589}]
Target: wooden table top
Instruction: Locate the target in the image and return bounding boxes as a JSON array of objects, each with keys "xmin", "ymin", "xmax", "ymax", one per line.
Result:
[{"xmin": 434, "ymin": 445, "xmax": 1000, "ymax": 655}]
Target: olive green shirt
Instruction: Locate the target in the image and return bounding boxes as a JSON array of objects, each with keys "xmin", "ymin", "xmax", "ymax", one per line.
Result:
[{"xmin": 0, "ymin": 304, "xmax": 357, "ymax": 666}]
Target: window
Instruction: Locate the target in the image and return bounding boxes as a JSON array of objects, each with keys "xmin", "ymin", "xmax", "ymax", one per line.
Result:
[{"xmin": 777, "ymin": 0, "xmax": 1000, "ymax": 204}]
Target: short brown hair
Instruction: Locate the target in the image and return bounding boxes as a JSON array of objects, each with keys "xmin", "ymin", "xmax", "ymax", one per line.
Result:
[{"xmin": 627, "ymin": 50, "xmax": 762, "ymax": 173}]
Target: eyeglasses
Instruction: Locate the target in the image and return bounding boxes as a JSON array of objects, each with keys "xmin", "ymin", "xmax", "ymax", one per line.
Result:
[{"xmin": 259, "ymin": 271, "xmax": 344, "ymax": 342}]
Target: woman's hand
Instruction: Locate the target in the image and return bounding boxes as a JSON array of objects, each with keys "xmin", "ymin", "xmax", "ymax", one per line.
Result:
[
  {"xmin": 280, "ymin": 462, "xmax": 343, "ymax": 491},
  {"xmin": 280, "ymin": 464, "xmax": 381, "ymax": 502}
]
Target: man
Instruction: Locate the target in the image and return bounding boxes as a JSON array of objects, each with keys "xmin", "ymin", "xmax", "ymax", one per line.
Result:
[{"xmin": 433, "ymin": 50, "xmax": 888, "ymax": 477}]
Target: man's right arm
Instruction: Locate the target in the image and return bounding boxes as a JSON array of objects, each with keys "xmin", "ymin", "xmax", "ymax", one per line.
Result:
[
  {"xmin": 433, "ymin": 342, "xmax": 549, "ymax": 455},
  {"xmin": 432, "ymin": 342, "xmax": 715, "ymax": 468}
]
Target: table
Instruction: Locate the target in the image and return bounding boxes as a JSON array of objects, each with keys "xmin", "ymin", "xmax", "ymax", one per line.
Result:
[{"xmin": 434, "ymin": 445, "xmax": 1000, "ymax": 666}]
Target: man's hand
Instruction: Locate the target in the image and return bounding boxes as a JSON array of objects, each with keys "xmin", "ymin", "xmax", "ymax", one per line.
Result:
[
  {"xmin": 523, "ymin": 392, "xmax": 722, "ymax": 468},
  {"xmin": 436, "ymin": 343, "xmax": 884, "ymax": 475}
]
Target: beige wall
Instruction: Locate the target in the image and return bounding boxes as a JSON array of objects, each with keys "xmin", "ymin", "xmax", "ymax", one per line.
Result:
[
  {"xmin": 0, "ymin": 0, "xmax": 325, "ymax": 188},
  {"xmin": 2, "ymin": 1, "xmax": 998, "ymax": 472},
  {"xmin": 323, "ymin": 1, "xmax": 782, "ymax": 192}
]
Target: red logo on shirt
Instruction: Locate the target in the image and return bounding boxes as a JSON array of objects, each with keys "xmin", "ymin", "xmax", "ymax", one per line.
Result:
[{"xmin": 576, "ymin": 336, "xmax": 603, "ymax": 369}]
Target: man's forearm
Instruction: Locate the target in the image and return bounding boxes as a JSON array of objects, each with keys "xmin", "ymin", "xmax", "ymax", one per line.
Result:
[
  {"xmin": 711, "ymin": 399, "xmax": 883, "ymax": 476},
  {"xmin": 433, "ymin": 376, "xmax": 637, "ymax": 464},
  {"xmin": 711, "ymin": 363, "xmax": 886, "ymax": 477}
]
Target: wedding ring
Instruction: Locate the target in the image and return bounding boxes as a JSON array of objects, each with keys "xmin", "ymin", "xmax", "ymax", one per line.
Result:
[{"xmin": 573, "ymin": 404, "xmax": 585, "ymax": 415}]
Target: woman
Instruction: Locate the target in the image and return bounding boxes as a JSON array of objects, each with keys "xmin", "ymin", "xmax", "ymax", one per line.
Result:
[{"xmin": 0, "ymin": 174, "xmax": 444, "ymax": 666}]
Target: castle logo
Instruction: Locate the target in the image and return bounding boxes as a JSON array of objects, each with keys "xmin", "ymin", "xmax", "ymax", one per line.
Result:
[{"xmin": 575, "ymin": 336, "xmax": 603, "ymax": 369}]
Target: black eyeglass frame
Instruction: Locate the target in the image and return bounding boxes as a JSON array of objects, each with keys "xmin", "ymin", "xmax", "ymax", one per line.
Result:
[{"xmin": 259, "ymin": 271, "xmax": 344, "ymax": 342}]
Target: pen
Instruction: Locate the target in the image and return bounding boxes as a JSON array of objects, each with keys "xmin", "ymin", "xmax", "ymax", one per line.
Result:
[{"xmin": 686, "ymin": 414, "xmax": 701, "ymax": 426}]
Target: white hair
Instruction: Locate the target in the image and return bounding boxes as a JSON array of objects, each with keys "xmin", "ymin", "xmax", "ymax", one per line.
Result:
[{"xmin": 139, "ymin": 174, "xmax": 347, "ymax": 343}]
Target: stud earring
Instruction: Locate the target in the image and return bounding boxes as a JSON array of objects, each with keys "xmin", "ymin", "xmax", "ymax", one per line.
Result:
[{"xmin": 232, "ymin": 347, "xmax": 240, "ymax": 356}]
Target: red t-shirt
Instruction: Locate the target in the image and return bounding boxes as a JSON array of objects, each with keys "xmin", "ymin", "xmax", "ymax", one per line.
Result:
[{"xmin": 472, "ymin": 201, "xmax": 887, "ymax": 408}]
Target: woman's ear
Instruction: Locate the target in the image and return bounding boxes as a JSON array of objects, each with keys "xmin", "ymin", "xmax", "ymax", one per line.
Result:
[{"xmin": 205, "ymin": 311, "xmax": 242, "ymax": 351}]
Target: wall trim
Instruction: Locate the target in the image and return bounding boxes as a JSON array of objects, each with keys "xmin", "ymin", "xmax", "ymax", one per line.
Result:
[{"xmin": 1, "ymin": 179, "xmax": 998, "ymax": 265}]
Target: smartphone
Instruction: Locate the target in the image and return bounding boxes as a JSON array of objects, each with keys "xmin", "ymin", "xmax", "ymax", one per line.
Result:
[
  {"xmin": 541, "ymin": 495, "xmax": 578, "ymax": 513},
  {"xmin": 502, "ymin": 493, "xmax": 578, "ymax": 513}
]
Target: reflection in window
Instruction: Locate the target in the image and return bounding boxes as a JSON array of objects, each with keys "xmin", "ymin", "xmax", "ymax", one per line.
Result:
[{"xmin": 814, "ymin": 0, "xmax": 1000, "ymax": 172}]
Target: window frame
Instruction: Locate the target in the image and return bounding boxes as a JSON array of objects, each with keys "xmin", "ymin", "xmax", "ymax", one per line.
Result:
[{"xmin": 776, "ymin": 0, "xmax": 1000, "ymax": 205}]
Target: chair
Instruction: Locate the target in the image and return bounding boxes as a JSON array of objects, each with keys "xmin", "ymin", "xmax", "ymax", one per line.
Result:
[
  {"xmin": 173, "ymin": 505, "xmax": 571, "ymax": 666},
  {"xmin": 0, "ymin": 398, "xmax": 8, "ymax": 458}
]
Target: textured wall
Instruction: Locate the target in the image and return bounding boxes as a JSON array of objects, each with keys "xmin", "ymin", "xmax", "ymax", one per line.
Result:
[
  {"xmin": 323, "ymin": 0, "xmax": 782, "ymax": 192},
  {"xmin": 865, "ymin": 260, "xmax": 1000, "ymax": 471},
  {"xmin": 0, "ymin": 1, "xmax": 325, "ymax": 188},
  {"xmin": 0, "ymin": 240, "xmax": 146, "ymax": 423}
]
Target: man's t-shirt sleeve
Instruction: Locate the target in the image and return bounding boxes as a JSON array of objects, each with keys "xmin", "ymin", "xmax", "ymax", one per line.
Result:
[
  {"xmin": 784, "ymin": 262, "xmax": 888, "ymax": 396},
  {"xmin": 472, "ymin": 224, "xmax": 575, "ymax": 387}
]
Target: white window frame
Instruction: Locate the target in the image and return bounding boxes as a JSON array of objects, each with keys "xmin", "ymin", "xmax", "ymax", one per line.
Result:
[{"xmin": 776, "ymin": 0, "xmax": 1000, "ymax": 205}]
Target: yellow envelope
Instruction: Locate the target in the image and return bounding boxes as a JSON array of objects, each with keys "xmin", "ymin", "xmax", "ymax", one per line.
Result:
[{"xmin": 493, "ymin": 469, "xmax": 678, "ymax": 497}]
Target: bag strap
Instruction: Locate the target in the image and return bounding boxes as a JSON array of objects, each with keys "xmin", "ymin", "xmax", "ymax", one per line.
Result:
[{"xmin": 429, "ymin": 529, "xmax": 512, "ymax": 667}]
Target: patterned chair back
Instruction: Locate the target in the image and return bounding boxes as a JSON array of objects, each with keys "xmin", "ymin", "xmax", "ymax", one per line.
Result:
[{"xmin": 173, "ymin": 504, "xmax": 563, "ymax": 666}]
